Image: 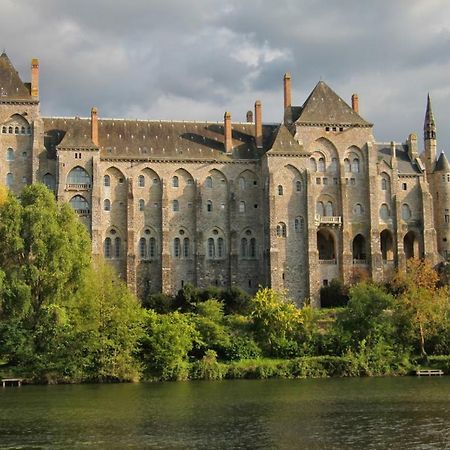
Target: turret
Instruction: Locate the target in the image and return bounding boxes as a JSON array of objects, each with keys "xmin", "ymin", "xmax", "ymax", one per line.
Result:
[{"xmin": 424, "ymin": 94, "xmax": 437, "ymax": 173}]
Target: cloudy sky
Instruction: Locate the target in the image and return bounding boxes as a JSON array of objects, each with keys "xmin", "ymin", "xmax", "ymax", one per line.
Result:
[{"xmin": 3, "ymin": 0, "xmax": 450, "ymax": 152}]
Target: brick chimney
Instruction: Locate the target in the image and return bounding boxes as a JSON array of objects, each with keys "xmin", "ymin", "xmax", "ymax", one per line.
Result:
[
  {"xmin": 351, "ymin": 93, "xmax": 359, "ymax": 113},
  {"xmin": 224, "ymin": 111, "xmax": 232, "ymax": 153},
  {"xmin": 283, "ymin": 72, "xmax": 291, "ymax": 110},
  {"xmin": 91, "ymin": 107, "xmax": 99, "ymax": 146},
  {"xmin": 246, "ymin": 110, "xmax": 253, "ymax": 123},
  {"xmin": 31, "ymin": 58, "xmax": 39, "ymax": 99},
  {"xmin": 255, "ymin": 100, "xmax": 262, "ymax": 148}
]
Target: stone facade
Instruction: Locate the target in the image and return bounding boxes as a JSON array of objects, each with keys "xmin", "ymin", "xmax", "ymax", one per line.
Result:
[{"xmin": 1, "ymin": 53, "xmax": 449, "ymax": 306}]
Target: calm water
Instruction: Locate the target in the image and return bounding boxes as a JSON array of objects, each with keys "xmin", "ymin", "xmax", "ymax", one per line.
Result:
[{"xmin": 1, "ymin": 377, "xmax": 450, "ymax": 449}]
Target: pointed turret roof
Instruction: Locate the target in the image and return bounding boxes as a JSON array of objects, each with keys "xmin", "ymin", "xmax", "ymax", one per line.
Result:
[
  {"xmin": 295, "ymin": 81, "xmax": 371, "ymax": 127},
  {"xmin": 267, "ymin": 124, "xmax": 305, "ymax": 154},
  {"xmin": 434, "ymin": 152, "xmax": 450, "ymax": 173},
  {"xmin": 0, "ymin": 52, "xmax": 32, "ymax": 100},
  {"xmin": 424, "ymin": 93, "xmax": 436, "ymax": 135}
]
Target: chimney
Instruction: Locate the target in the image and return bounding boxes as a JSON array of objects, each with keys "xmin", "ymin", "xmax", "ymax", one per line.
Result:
[
  {"xmin": 283, "ymin": 72, "xmax": 292, "ymax": 110},
  {"xmin": 31, "ymin": 58, "xmax": 39, "ymax": 99},
  {"xmin": 255, "ymin": 100, "xmax": 262, "ymax": 148},
  {"xmin": 351, "ymin": 93, "xmax": 359, "ymax": 113},
  {"xmin": 224, "ymin": 111, "xmax": 232, "ymax": 153},
  {"xmin": 246, "ymin": 110, "xmax": 253, "ymax": 123},
  {"xmin": 91, "ymin": 107, "xmax": 99, "ymax": 146}
]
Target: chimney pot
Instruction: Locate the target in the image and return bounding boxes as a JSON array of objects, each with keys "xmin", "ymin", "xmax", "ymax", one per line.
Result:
[
  {"xmin": 351, "ymin": 93, "xmax": 359, "ymax": 113},
  {"xmin": 31, "ymin": 58, "xmax": 39, "ymax": 99},
  {"xmin": 224, "ymin": 111, "xmax": 232, "ymax": 153},
  {"xmin": 255, "ymin": 100, "xmax": 262, "ymax": 148},
  {"xmin": 283, "ymin": 72, "xmax": 292, "ymax": 110},
  {"xmin": 91, "ymin": 107, "xmax": 99, "ymax": 146}
]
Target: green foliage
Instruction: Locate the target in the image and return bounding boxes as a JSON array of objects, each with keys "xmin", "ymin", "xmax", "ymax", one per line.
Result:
[
  {"xmin": 320, "ymin": 279, "xmax": 349, "ymax": 308},
  {"xmin": 141, "ymin": 311, "xmax": 199, "ymax": 381},
  {"xmin": 190, "ymin": 350, "xmax": 227, "ymax": 380},
  {"xmin": 142, "ymin": 292, "xmax": 174, "ymax": 313}
]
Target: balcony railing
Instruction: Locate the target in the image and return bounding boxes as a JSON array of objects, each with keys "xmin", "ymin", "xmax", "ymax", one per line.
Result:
[
  {"xmin": 315, "ymin": 214, "xmax": 342, "ymax": 226},
  {"xmin": 66, "ymin": 183, "xmax": 92, "ymax": 190},
  {"xmin": 75, "ymin": 209, "xmax": 91, "ymax": 216},
  {"xmin": 353, "ymin": 259, "xmax": 368, "ymax": 265},
  {"xmin": 319, "ymin": 259, "xmax": 337, "ymax": 265}
]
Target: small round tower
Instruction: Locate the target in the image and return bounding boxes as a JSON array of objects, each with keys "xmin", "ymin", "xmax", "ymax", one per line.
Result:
[{"xmin": 433, "ymin": 152, "xmax": 450, "ymax": 259}]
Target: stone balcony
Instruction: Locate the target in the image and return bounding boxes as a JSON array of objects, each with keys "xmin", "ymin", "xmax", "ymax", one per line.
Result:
[
  {"xmin": 315, "ymin": 214, "xmax": 342, "ymax": 226},
  {"xmin": 65, "ymin": 183, "xmax": 92, "ymax": 191},
  {"xmin": 319, "ymin": 259, "xmax": 337, "ymax": 265}
]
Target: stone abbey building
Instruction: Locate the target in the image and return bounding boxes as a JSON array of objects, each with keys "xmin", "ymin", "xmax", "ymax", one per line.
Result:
[{"xmin": 1, "ymin": 53, "xmax": 449, "ymax": 305}]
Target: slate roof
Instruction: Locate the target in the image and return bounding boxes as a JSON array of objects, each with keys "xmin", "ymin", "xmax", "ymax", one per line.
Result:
[
  {"xmin": 0, "ymin": 53, "xmax": 32, "ymax": 100},
  {"xmin": 43, "ymin": 117, "xmax": 279, "ymax": 161},
  {"xmin": 377, "ymin": 143, "xmax": 421, "ymax": 174},
  {"xmin": 434, "ymin": 152, "xmax": 450, "ymax": 173},
  {"xmin": 295, "ymin": 81, "xmax": 372, "ymax": 127},
  {"xmin": 266, "ymin": 124, "xmax": 306, "ymax": 154}
]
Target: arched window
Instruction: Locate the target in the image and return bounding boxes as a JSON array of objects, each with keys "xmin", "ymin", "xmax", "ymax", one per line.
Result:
[
  {"xmin": 172, "ymin": 176, "xmax": 179, "ymax": 187},
  {"xmin": 353, "ymin": 203, "xmax": 363, "ymax": 215},
  {"xmin": 8, "ymin": 126, "xmax": 12, "ymax": 134},
  {"xmin": 67, "ymin": 167, "xmax": 90, "ymax": 185},
  {"xmin": 318, "ymin": 157, "xmax": 325, "ymax": 172},
  {"xmin": 310, "ymin": 158, "xmax": 317, "ymax": 172},
  {"xmin": 21, "ymin": 126, "xmax": 25, "ymax": 134},
  {"xmin": 205, "ymin": 176, "xmax": 212, "ymax": 188},
  {"xmin": 173, "ymin": 200, "xmax": 179, "ymax": 212},
  {"xmin": 139, "ymin": 238, "xmax": 147, "ymax": 259},
  {"xmin": 238, "ymin": 177, "xmax": 245, "ymax": 189},
  {"xmin": 316, "ymin": 201, "xmax": 324, "ymax": 216},
  {"xmin": 14, "ymin": 126, "xmax": 19, "ymax": 134},
  {"xmin": 331, "ymin": 158, "xmax": 338, "ymax": 172},
  {"xmin": 149, "ymin": 237, "xmax": 156, "ymax": 258},
  {"xmin": 352, "ymin": 158, "xmax": 360, "ymax": 173},
  {"xmin": 103, "ymin": 175, "xmax": 110, "ymax": 187},
  {"xmin": 174, "ymin": 238, "xmax": 181, "ymax": 257},
  {"xmin": 380, "ymin": 204, "xmax": 390, "ymax": 220},
  {"xmin": 1, "ymin": 126, "xmax": 6, "ymax": 133},
  {"xmin": 69, "ymin": 195, "xmax": 89, "ymax": 213},
  {"xmin": 277, "ymin": 222, "xmax": 287, "ymax": 237},
  {"xmin": 250, "ymin": 238, "xmax": 256, "ymax": 258},
  {"xmin": 43, "ymin": 173, "xmax": 55, "ymax": 191},
  {"xmin": 6, "ymin": 148, "xmax": 14, "ymax": 161},
  {"xmin": 241, "ymin": 238, "xmax": 248, "ymax": 257},
  {"xmin": 295, "ymin": 180, "xmax": 302, "ymax": 192},
  {"xmin": 206, "ymin": 200, "xmax": 213, "ymax": 212},
  {"xmin": 114, "ymin": 237, "xmax": 121, "ymax": 258},
  {"xmin": 6, "ymin": 173, "xmax": 13, "ymax": 188},
  {"xmin": 239, "ymin": 201, "xmax": 246, "ymax": 213},
  {"xmin": 208, "ymin": 238, "xmax": 215, "ymax": 258},
  {"xmin": 278, "ymin": 185, "xmax": 283, "ymax": 196},
  {"xmin": 344, "ymin": 158, "xmax": 351, "ymax": 173},
  {"xmin": 104, "ymin": 238, "xmax": 112, "ymax": 258},
  {"xmin": 325, "ymin": 201, "xmax": 333, "ymax": 217},
  {"xmin": 183, "ymin": 238, "xmax": 190, "ymax": 258},
  {"xmin": 352, "ymin": 234, "xmax": 366, "ymax": 260},
  {"xmin": 381, "ymin": 178, "xmax": 387, "ymax": 190},
  {"xmin": 138, "ymin": 175, "xmax": 145, "ymax": 187},
  {"xmin": 402, "ymin": 204, "xmax": 411, "ymax": 220},
  {"xmin": 103, "ymin": 199, "xmax": 111, "ymax": 211},
  {"xmin": 218, "ymin": 238, "xmax": 224, "ymax": 258},
  {"xmin": 294, "ymin": 216, "xmax": 304, "ymax": 232},
  {"xmin": 139, "ymin": 199, "xmax": 145, "ymax": 211}
]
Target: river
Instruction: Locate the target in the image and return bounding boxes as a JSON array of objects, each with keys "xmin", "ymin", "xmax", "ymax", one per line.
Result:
[{"xmin": 1, "ymin": 377, "xmax": 449, "ymax": 449}]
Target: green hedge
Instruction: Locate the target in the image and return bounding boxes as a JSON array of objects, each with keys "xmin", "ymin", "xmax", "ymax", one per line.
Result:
[{"xmin": 427, "ymin": 355, "xmax": 450, "ymax": 374}]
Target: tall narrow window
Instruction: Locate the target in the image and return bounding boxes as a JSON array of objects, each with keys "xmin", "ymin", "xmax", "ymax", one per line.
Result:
[
  {"xmin": 325, "ymin": 202, "xmax": 333, "ymax": 216},
  {"xmin": 250, "ymin": 238, "xmax": 256, "ymax": 258},
  {"xmin": 316, "ymin": 201, "xmax": 324, "ymax": 217},
  {"xmin": 344, "ymin": 158, "xmax": 351, "ymax": 173},
  {"xmin": 148, "ymin": 237, "xmax": 155, "ymax": 258},
  {"xmin": 103, "ymin": 175, "xmax": 110, "ymax": 187},
  {"xmin": 114, "ymin": 237, "xmax": 121, "ymax": 258},
  {"xmin": 331, "ymin": 158, "xmax": 338, "ymax": 172},
  {"xmin": 352, "ymin": 158, "xmax": 360, "ymax": 173},
  {"xmin": 208, "ymin": 238, "xmax": 215, "ymax": 258},
  {"xmin": 139, "ymin": 199, "xmax": 145, "ymax": 211},
  {"xmin": 6, "ymin": 148, "xmax": 14, "ymax": 161},
  {"xmin": 174, "ymin": 238, "xmax": 181, "ymax": 257},
  {"xmin": 218, "ymin": 238, "xmax": 224, "ymax": 258},
  {"xmin": 278, "ymin": 185, "xmax": 283, "ymax": 196},
  {"xmin": 138, "ymin": 175, "xmax": 145, "ymax": 187},
  {"xmin": 206, "ymin": 200, "xmax": 213, "ymax": 212},
  {"xmin": 173, "ymin": 200, "xmax": 179, "ymax": 212},
  {"xmin": 295, "ymin": 180, "xmax": 302, "ymax": 192},
  {"xmin": 172, "ymin": 176, "xmax": 179, "ymax": 187},
  {"xmin": 239, "ymin": 201, "xmax": 245, "ymax": 212},
  {"xmin": 104, "ymin": 238, "xmax": 111, "ymax": 258},
  {"xmin": 103, "ymin": 199, "xmax": 111, "ymax": 211},
  {"xmin": 183, "ymin": 238, "xmax": 190, "ymax": 258},
  {"xmin": 205, "ymin": 176, "xmax": 212, "ymax": 188},
  {"xmin": 310, "ymin": 158, "xmax": 317, "ymax": 172},
  {"xmin": 402, "ymin": 204, "xmax": 411, "ymax": 220},
  {"xmin": 139, "ymin": 238, "xmax": 147, "ymax": 259},
  {"xmin": 6, "ymin": 173, "xmax": 13, "ymax": 188},
  {"xmin": 241, "ymin": 238, "xmax": 248, "ymax": 257},
  {"xmin": 318, "ymin": 157, "xmax": 325, "ymax": 172}
]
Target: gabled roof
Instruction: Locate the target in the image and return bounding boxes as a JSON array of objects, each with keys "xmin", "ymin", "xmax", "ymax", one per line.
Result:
[
  {"xmin": 266, "ymin": 124, "xmax": 305, "ymax": 154},
  {"xmin": 0, "ymin": 53, "xmax": 32, "ymax": 100},
  {"xmin": 56, "ymin": 118, "xmax": 98, "ymax": 150},
  {"xmin": 295, "ymin": 81, "xmax": 372, "ymax": 127},
  {"xmin": 377, "ymin": 143, "xmax": 421, "ymax": 174},
  {"xmin": 434, "ymin": 152, "xmax": 450, "ymax": 173}
]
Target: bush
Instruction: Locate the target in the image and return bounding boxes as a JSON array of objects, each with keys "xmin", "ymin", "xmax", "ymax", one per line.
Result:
[
  {"xmin": 428, "ymin": 355, "xmax": 450, "ymax": 374},
  {"xmin": 320, "ymin": 279, "xmax": 349, "ymax": 308},
  {"xmin": 190, "ymin": 350, "xmax": 228, "ymax": 380}
]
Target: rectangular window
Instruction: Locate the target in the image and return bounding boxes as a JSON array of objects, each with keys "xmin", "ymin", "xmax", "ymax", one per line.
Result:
[
  {"xmin": 350, "ymin": 178, "xmax": 356, "ymax": 185},
  {"xmin": 402, "ymin": 183, "xmax": 407, "ymax": 190},
  {"xmin": 445, "ymin": 215, "xmax": 450, "ymax": 224},
  {"xmin": 323, "ymin": 177, "xmax": 328, "ymax": 185},
  {"xmin": 316, "ymin": 178, "xmax": 321, "ymax": 185}
]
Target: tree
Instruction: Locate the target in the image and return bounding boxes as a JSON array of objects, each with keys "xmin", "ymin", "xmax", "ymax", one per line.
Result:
[{"xmin": 392, "ymin": 258, "xmax": 449, "ymax": 356}]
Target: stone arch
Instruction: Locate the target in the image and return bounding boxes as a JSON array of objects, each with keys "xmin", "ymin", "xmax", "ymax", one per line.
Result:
[
  {"xmin": 345, "ymin": 145, "xmax": 364, "ymax": 173},
  {"xmin": 316, "ymin": 194, "xmax": 336, "ymax": 216},
  {"xmin": 380, "ymin": 203, "xmax": 390, "ymax": 220},
  {"xmin": 352, "ymin": 234, "xmax": 366, "ymax": 260},
  {"xmin": 236, "ymin": 169, "xmax": 258, "ymax": 189},
  {"xmin": 317, "ymin": 228, "xmax": 336, "ymax": 261},
  {"xmin": 67, "ymin": 166, "xmax": 90, "ymax": 185},
  {"xmin": 285, "ymin": 164, "xmax": 304, "ymax": 192},
  {"xmin": 69, "ymin": 194, "xmax": 89, "ymax": 213},
  {"xmin": 404, "ymin": 230, "xmax": 419, "ymax": 259},
  {"xmin": 43, "ymin": 173, "xmax": 55, "ymax": 191},
  {"xmin": 104, "ymin": 166, "xmax": 126, "ymax": 182},
  {"xmin": 380, "ymin": 172, "xmax": 391, "ymax": 193},
  {"xmin": 174, "ymin": 167, "xmax": 194, "ymax": 184},
  {"xmin": 380, "ymin": 229, "xmax": 394, "ymax": 261}
]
